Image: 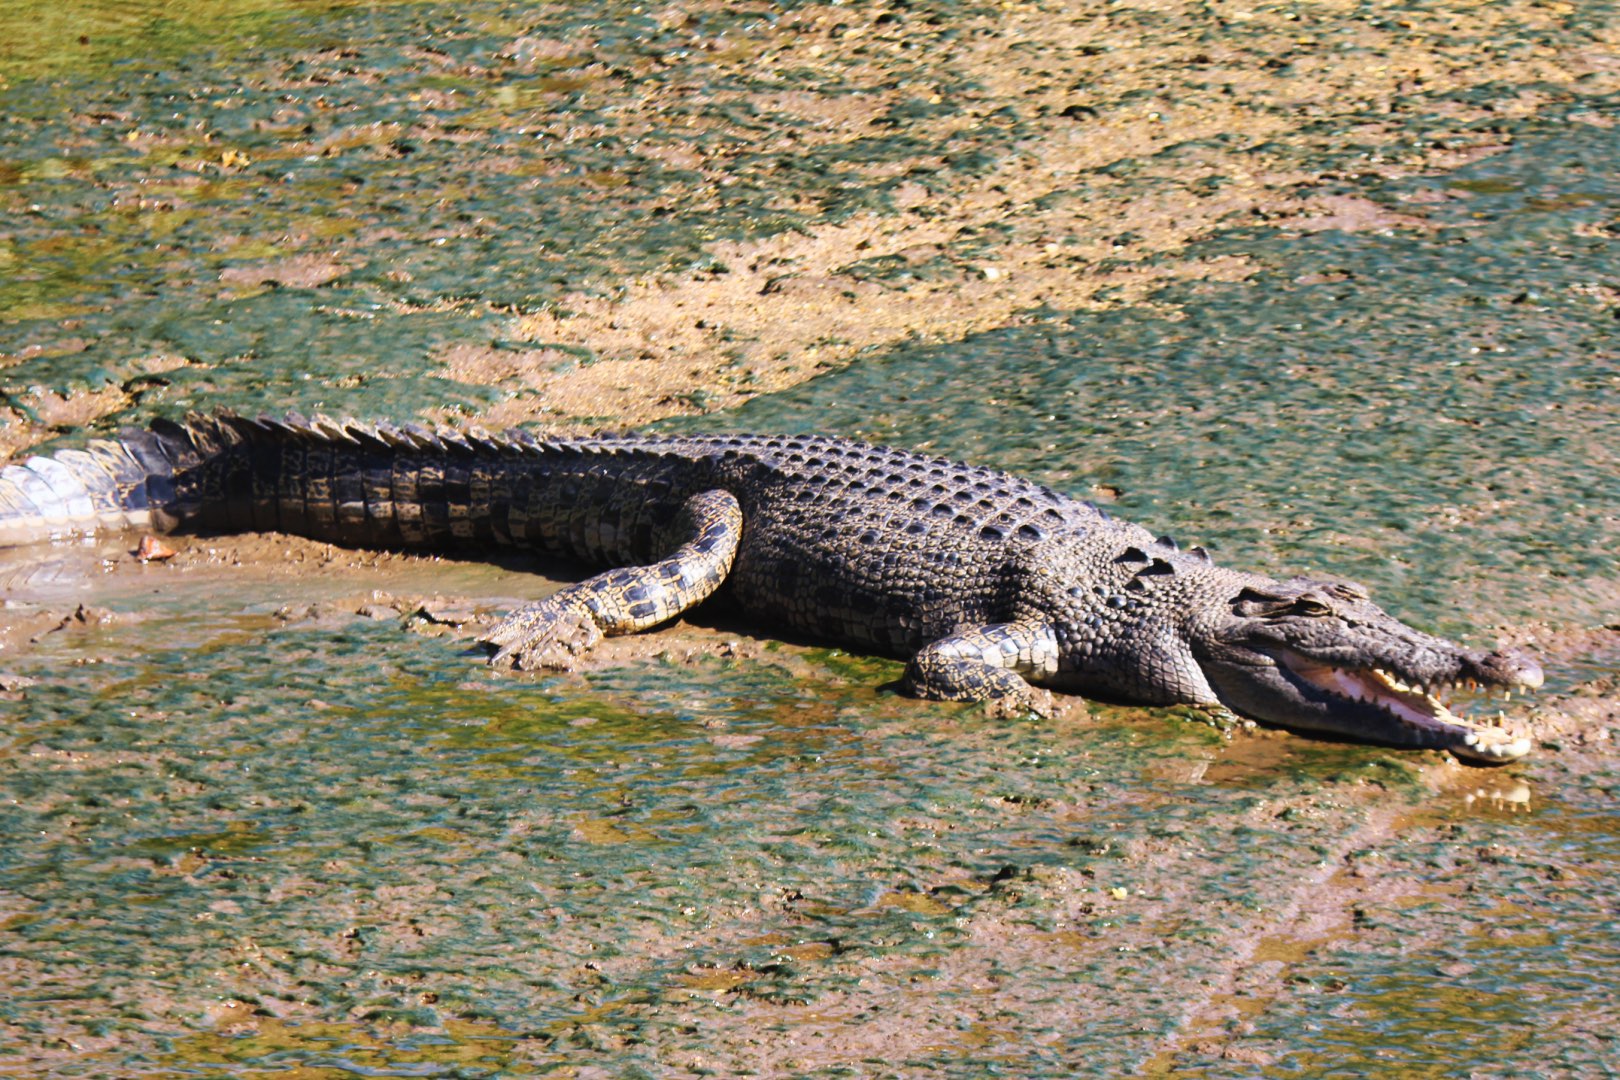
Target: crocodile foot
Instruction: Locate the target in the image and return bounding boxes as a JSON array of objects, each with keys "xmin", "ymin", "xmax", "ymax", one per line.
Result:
[
  {"xmin": 982, "ymin": 685, "xmax": 1059, "ymax": 721},
  {"xmin": 482, "ymin": 597, "xmax": 603, "ymax": 671}
]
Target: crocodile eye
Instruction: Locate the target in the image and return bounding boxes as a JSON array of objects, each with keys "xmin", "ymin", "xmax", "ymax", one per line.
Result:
[
  {"xmin": 1292, "ymin": 598, "xmax": 1333, "ymax": 617},
  {"xmin": 1232, "ymin": 587, "xmax": 1293, "ymax": 618}
]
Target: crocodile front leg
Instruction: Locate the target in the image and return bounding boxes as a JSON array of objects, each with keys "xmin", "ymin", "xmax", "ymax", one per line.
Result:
[
  {"xmin": 483, "ymin": 488, "xmax": 742, "ymax": 670},
  {"xmin": 904, "ymin": 621, "xmax": 1061, "ymax": 716}
]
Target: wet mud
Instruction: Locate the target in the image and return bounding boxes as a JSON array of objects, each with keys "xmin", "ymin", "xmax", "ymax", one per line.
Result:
[
  {"xmin": 3, "ymin": 1, "xmax": 1619, "ymax": 1077},
  {"xmin": 6, "ymin": 541, "xmax": 1616, "ymax": 1077}
]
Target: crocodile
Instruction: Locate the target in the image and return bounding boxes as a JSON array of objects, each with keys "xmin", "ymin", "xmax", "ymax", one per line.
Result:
[{"xmin": 0, "ymin": 412, "xmax": 1542, "ymax": 761}]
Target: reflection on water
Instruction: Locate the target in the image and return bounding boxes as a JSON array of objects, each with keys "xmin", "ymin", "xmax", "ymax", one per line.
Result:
[{"xmin": 1461, "ymin": 780, "xmax": 1533, "ymax": 814}]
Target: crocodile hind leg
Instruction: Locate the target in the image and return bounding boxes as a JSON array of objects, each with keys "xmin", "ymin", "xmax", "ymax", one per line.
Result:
[
  {"xmin": 904, "ymin": 621, "xmax": 1062, "ymax": 717},
  {"xmin": 483, "ymin": 488, "xmax": 742, "ymax": 670}
]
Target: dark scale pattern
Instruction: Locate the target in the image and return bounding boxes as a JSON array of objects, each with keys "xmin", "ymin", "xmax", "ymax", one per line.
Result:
[{"xmin": 0, "ymin": 413, "xmax": 1546, "ymax": 761}]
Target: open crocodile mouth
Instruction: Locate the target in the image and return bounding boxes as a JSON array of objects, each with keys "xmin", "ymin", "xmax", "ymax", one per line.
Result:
[{"xmin": 1274, "ymin": 650, "xmax": 1536, "ymax": 762}]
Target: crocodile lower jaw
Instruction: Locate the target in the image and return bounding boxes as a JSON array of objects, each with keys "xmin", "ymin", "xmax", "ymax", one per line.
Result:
[{"xmin": 1277, "ymin": 652, "xmax": 1532, "ymax": 763}]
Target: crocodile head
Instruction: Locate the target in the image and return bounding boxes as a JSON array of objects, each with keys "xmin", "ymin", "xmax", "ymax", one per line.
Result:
[{"xmin": 1187, "ymin": 575, "xmax": 1543, "ymax": 762}]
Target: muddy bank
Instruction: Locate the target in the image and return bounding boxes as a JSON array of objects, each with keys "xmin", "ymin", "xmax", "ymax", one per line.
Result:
[
  {"xmin": 4, "ymin": 530, "xmax": 1616, "ymax": 1078},
  {"xmin": 3, "ymin": 1, "xmax": 1619, "ymax": 1076},
  {"xmin": 3, "ymin": 1, "xmax": 1618, "ymax": 454},
  {"xmin": 4, "ymin": 530, "xmax": 1611, "ymax": 750}
]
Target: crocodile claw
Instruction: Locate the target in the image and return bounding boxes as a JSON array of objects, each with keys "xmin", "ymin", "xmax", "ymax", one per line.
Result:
[{"xmin": 482, "ymin": 597, "xmax": 603, "ymax": 671}]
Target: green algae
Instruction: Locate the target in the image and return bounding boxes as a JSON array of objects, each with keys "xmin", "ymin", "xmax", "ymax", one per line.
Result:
[
  {"xmin": 1, "ymin": 0, "xmax": 1014, "ymax": 428},
  {"xmin": 0, "ymin": 0, "xmax": 431, "ymax": 84},
  {"xmin": 1166, "ymin": 768, "xmax": 1620, "ymax": 1078},
  {"xmin": 0, "ymin": 579, "xmax": 1462, "ymax": 1078},
  {"xmin": 676, "ymin": 103, "xmax": 1620, "ymax": 637},
  {"xmin": 2, "ymin": 1, "xmax": 1620, "ymax": 1076}
]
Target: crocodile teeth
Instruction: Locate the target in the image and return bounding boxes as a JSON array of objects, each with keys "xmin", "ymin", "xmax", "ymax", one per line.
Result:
[
  {"xmin": 1461, "ymin": 731, "xmax": 1531, "ymax": 760},
  {"xmin": 1280, "ymin": 655, "xmax": 1531, "ymax": 762}
]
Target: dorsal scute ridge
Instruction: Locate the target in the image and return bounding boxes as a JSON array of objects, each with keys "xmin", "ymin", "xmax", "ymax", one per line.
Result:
[
  {"xmin": 399, "ymin": 423, "xmax": 439, "ymax": 451},
  {"xmin": 149, "ymin": 417, "xmax": 206, "ymax": 472},
  {"xmin": 437, "ymin": 430, "xmax": 473, "ymax": 454},
  {"xmin": 309, "ymin": 414, "xmax": 358, "ymax": 444},
  {"xmin": 345, "ymin": 422, "xmax": 391, "ymax": 452},
  {"xmin": 97, "ymin": 415, "xmax": 1141, "ymax": 522},
  {"xmin": 372, "ymin": 420, "xmax": 408, "ymax": 448}
]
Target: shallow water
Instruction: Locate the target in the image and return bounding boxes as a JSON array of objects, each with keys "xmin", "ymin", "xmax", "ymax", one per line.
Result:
[{"xmin": 2, "ymin": 1, "xmax": 1618, "ymax": 1076}]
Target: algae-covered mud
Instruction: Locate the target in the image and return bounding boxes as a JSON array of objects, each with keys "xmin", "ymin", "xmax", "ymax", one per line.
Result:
[
  {"xmin": 7, "ymin": 552, "xmax": 1617, "ymax": 1078},
  {"xmin": 683, "ymin": 116, "xmax": 1620, "ymax": 638},
  {"xmin": 3, "ymin": 0, "xmax": 1619, "ymax": 1076}
]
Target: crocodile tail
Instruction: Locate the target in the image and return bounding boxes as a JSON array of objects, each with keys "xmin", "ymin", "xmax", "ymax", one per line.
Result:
[
  {"xmin": 0, "ymin": 423, "xmax": 189, "ymax": 548},
  {"xmin": 0, "ymin": 412, "xmax": 547, "ymax": 551},
  {"xmin": 0, "ymin": 413, "xmax": 309, "ymax": 547}
]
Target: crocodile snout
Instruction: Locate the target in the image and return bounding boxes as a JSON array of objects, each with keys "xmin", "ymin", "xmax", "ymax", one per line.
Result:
[{"xmin": 1473, "ymin": 649, "xmax": 1544, "ymax": 690}]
